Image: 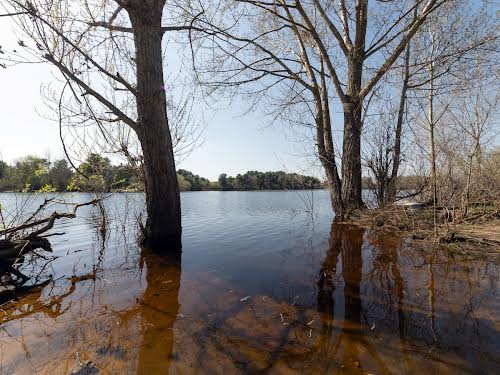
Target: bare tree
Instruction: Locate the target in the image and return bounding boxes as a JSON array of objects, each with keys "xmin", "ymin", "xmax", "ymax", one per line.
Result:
[
  {"xmin": 404, "ymin": 0, "xmax": 497, "ymax": 213},
  {"xmin": 192, "ymin": 0, "xmax": 445, "ymax": 217},
  {"xmin": 1, "ymin": 0, "xmax": 202, "ymax": 250},
  {"xmin": 365, "ymin": 0, "xmax": 497, "ymax": 206},
  {"xmin": 441, "ymin": 83, "xmax": 499, "ymax": 215}
]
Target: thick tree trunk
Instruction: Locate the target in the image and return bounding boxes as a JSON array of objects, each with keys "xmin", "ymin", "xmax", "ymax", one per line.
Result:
[
  {"xmin": 129, "ymin": 1, "xmax": 181, "ymax": 250},
  {"xmin": 341, "ymin": 101, "xmax": 364, "ymax": 212},
  {"xmin": 341, "ymin": 49, "xmax": 365, "ymax": 214}
]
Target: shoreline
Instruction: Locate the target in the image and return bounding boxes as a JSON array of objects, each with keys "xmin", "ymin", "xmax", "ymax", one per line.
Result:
[{"xmin": 349, "ymin": 205, "xmax": 500, "ymax": 253}]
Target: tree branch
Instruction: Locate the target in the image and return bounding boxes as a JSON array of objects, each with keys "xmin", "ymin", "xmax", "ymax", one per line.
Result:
[
  {"xmin": 360, "ymin": 0, "xmax": 440, "ymax": 99},
  {"xmin": 313, "ymin": 0, "xmax": 350, "ymax": 56},
  {"xmin": 44, "ymin": 54, "xmax": 138, "ymax": 132}
]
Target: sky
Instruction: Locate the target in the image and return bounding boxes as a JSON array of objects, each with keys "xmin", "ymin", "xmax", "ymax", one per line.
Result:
[{"xmin": 0, "ymin": 18, "xmax": 321, "ymax": 181}]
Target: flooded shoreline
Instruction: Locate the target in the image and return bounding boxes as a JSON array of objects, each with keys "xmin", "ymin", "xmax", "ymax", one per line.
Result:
[{"xmin": 0, "ymin": 192, "xmax": 498, "ymax": 374}]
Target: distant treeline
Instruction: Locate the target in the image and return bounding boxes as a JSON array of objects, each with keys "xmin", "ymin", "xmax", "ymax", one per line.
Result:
[
  {"xmin": 0, "ymin": 154, "xmax": 322, "ymax": 192},
  {"xmin": 215, "ymin": 171, "xmax": 321, "ymax": 191}
]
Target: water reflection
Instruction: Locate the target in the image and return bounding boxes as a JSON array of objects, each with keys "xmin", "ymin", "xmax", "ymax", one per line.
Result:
[
  {"xmin": 136, "ymin": 251, "xmax": 180, "ymax": 374},
  {"xmin": 0, "ymin": 191, "xmax": 498, "ymax": 374}
]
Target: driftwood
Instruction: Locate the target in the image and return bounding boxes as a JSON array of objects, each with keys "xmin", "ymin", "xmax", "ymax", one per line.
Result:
[
  {"xmin": 0, "ymin": 198, "xmax": 101, "ymax": 240},
  {"xmin": 0, "ymin": 197, "xmax": 103, "ymax": 284},
  {"xmin": 0, "ymin": 237, "xmax": 52, "ymax": 261}
]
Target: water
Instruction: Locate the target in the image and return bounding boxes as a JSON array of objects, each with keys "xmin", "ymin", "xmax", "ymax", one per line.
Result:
[{"xmin": 0, "ymin": 191, "xmax": 498, "ymax": 374}]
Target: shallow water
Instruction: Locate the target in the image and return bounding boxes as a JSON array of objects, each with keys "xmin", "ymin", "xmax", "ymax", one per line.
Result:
[{"xmin": 0, "ymin": 191, "xmax": 498, "ymax": 374}]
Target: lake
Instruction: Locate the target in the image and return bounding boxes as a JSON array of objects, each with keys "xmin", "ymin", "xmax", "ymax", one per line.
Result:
[{"xmin": 0, "ymin": 191, "xmax": 498, "ymax": 374}]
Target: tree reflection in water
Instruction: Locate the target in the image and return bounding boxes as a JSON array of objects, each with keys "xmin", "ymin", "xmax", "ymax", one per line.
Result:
[
  {"xmin": 135, "ymin": 250, "xmax": 181, "ymax": 374},
  {"xmin": 1, "ymin": 218, "xmax": 499, "ymax": 374}
]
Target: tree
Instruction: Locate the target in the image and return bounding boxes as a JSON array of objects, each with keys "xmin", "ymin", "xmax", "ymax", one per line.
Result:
[
  {"xmin": 401, "ymin": 1, "xmax": 497, "ymax": 212},
  {"xmin": 1, "ymin": 0, "xmax": 202, "ymax": 250},
  {"xmin": 113, "ymin": 163, "xmax": 142, "ymax": 190},
  {"xmin": 218, "ymin": 173, "xmax": 230, "ymax": 191},
  {"xmin": 0, "ymin": 160, "xmax": 14, "ymax": 191},
  {"xmin": 0, "ymin": 161, "xmax": 8, "ymax": 180},
  {"xmin": 177, "ymin": 173, "xmax": 192, "ymax": 191},
  {"xmin": 194, "ymin": 0, "xmax": 445, "ymax": 217},
  {"xmin": 13, "ymin": 155, "xmax": 50, "ymax": 191},
  {"xmin": 48, "ymin": 159, "xmax": 73, "ymax": 192}
]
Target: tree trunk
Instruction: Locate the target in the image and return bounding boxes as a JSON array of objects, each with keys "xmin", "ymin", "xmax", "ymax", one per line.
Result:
[
  {"xmin": 129, "ymin": 1, "xmax": 181, "ymax": 250},
  {"xmin": 463, "ymin": 155, "xmax": 473, "ymax": 217},
  {"xmin": 341, "ymin": 48, "xmax": 365, "ymax": 213},
  {"xmin": 316, "ymin": 109, "xmax": 342, "ymax": 215},
  {"xmin": 317, "ymin": 63, "xmax": 343, "ymax": 216},
  {"xmin": 388, "ymin": 41, "xmax": 412, "ymax": 203},
  {"xmin": 341, "ymin": 101, "xmax": 364, "ymax": 212},
  {"xmin": 428, "ymin": 64, "xmax": 437, "ymax": 210}
]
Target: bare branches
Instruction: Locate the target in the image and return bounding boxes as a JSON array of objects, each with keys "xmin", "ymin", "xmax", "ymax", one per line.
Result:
[
  {"xmin": 87, "ymin": 21, "xmax": 132, "ymax": 33},
  {"xmin": 44, "ymin": 53, "xmax": 138, "ymax": 131},
  {"xmin": 0, "ymin": 198, "xmax": 104, "ymax": 240},
  {"xmin": 360, "ymin": 0, "xmax": 440, "ymax": 98},
  {"xmin": 313, "ymin": 0, "xmax": 350, "ymax": 56},
  {"xmin": 0, "ymin": 11, "xmax": 28, "ymax": 17},
  {"xmin": 294, "ymin": 0, "xmax": 346, "ymax": 102}
]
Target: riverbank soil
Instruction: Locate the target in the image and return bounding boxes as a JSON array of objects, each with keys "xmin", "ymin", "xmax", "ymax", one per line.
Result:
[{"xmin": 353, "ymin": 205, "xmax": 500, "ymax": 250}]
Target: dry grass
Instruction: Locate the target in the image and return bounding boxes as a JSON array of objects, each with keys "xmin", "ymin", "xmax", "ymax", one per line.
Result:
[{"xmin": 352, "ymin": 205, "xmax": 500, "ymax": 250}]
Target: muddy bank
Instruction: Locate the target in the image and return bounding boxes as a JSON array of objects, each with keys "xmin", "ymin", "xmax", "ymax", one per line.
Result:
[{"xmin": 351, "ymin": 205, "xmax": 500, "ymax": 253}]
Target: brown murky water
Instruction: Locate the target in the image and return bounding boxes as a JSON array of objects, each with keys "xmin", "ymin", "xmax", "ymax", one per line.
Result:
[{"xmin": 0, "ymin": 192, "xmax": 499, "ymax": 374}]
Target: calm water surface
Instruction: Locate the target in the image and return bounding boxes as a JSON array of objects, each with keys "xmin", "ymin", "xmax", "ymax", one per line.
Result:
[{"xmin": 0, "ymin": 191, "xmax": 498, "ymax": 374}]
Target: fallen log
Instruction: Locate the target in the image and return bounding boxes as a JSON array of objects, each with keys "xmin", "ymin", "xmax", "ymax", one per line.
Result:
[{"xmin": 0, "ymin": 237, "xmax": 52, "ymax": 261}]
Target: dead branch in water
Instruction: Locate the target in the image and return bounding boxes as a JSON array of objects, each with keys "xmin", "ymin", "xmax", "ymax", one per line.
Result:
[
  {"xmin": 0, "ymin": 198, "xmax": 102, "ymax": 240},
  {"xmin": 0, "ymin": 197, "xmax": 106, "ymax": 286}
]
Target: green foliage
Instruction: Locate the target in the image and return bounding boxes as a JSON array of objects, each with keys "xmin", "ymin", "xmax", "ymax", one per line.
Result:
[
  {"xmin": 177, "ymin": 173, "xmax": 192, "ymax": 192},
  {"xmin": 0, "ymin": 153, "xmax": 323, "ymax": 192},
  {"xmin": 0, "ymin": 160, "xmax": 7, "ymax": 180},
  {"xmin": 66, "ymin": 179, "xmax": 81, "ymax": 192},
  {"xmin": 13, "ymin": 155, "xmax": 50, "ymax": 191},
  {"xmin": 48, "ymin": 159, "xmax": 73, "ymax": 192},
  {"xmin": 69, "ymin": 173, "xmax": 107, "ymax": 192},
  {"xmin": 177, "ymin": 169, "xmax": 211, "ymax": 191},
  {"xmin": 112, "ymin": 164, "xmax": 141, "ymax": 190},
  {"xmin": 38, "ymin": 184, "xmax": 57, "ymax": 193},
  {"xmin": 218, "ymin": 171, "xmax": 322, "ymax": 191}
]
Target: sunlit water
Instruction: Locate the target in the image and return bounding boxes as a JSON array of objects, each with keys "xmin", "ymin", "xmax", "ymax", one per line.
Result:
[{"xmin": 0, "ymin": 191, "xmax": 498, "ymax": 374}]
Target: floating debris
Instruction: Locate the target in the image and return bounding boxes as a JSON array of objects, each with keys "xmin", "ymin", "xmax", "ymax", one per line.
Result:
[
  {"xmin": 370, "ymin": 322, "xmax": 375, "ymax": 331},
  {"xmin": 240, "ymin": 296, "xmax": 251, "ymax": 302},
  {"xmin": 307, "ymin": 320, "xmax": 315, "ymax": 326}
]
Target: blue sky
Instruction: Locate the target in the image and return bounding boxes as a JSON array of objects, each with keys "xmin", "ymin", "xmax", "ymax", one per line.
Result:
[{"xmin": 0, "ymin": 18, "xmax": 323, "ymax": 181}]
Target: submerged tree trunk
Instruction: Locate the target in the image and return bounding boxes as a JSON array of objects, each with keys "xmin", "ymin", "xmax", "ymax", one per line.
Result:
[{"xmin": 128, "ymin": 0, "xmax": 181, "ymax": 250}]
